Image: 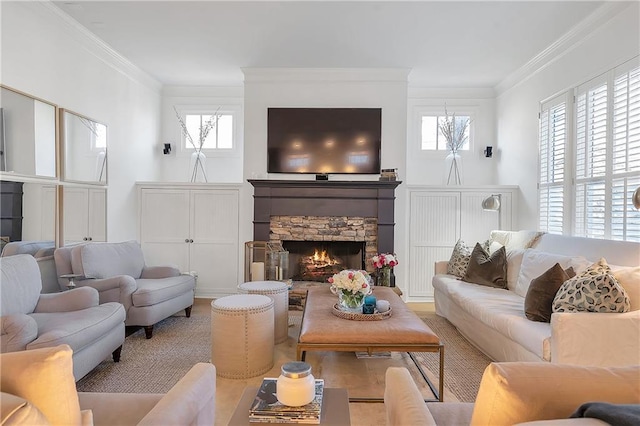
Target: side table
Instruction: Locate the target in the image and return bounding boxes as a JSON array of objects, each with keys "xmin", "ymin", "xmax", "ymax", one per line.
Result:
[{"xmin": 228, "ymin": 387, "xmax": 351, "ymax": 426}]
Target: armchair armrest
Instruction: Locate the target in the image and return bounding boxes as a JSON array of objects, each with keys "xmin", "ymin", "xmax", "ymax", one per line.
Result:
[
  {"xmin": 34, "ymin": 287, "xmax": 98, "ymax": 313},
  {"xmin": 76, "ymin": 276, "xmax": 136, "ymax": 312},
  {"xmin": 141, "ymin": 265, "xmax": 181, "ymax": 279},
  {"xmin": 384, "ymin": 367, "xmax": 437, "ymax": 426},
  {"xmin": 434, "ymin": 261, "xmax": 449, "ymax": 275},
  {"xmin": 550, "ymin": 310, "xmax": 640, "ymax": 366},
  {"xmin": 138, "ymin": 363, "xmax": 216, "ymax": 425},
  {"xmin": 0, "ymin": 314, "xmax": 38, "ymax": 352}
]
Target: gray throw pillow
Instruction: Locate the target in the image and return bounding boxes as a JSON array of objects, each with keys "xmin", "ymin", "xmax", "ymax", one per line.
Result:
[
  {"xmin": 462, "ymin": 243, "xmax": 507, "ymax": 289},
  {"xmin": 524, "ymin": 263, "xmax": 576, "ymax": 323}
]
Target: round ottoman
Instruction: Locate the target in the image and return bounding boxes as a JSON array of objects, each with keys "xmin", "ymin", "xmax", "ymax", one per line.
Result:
[
  {"xmin": 211, "ymin": 294, "xmax": 274, "ymax": 379},
  {"xmin": 238, "ymin": 280, "xmax": 289, "ymax": 344}
]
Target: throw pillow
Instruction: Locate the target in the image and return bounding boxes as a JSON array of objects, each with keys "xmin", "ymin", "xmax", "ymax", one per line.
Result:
[
  {"xmin": 552, "ymin": 258, "xmax": 631, "ymax": 313},
  {"xmin": 524, "ymin": 263, "xmax": 576, "ymax": 322},
  {"xmin": 462, "ymin": 243, "xmax": 508, "ymax": 289},
  {"xmin": 612, "ymin": 266, "xmax": 640, "ymax": 311},
  {"xmin": 447, "ymin": 239, "xmax": 491, "ymax": 277},
  {"xmin": 447, "ymin": 239, "xmax": 472, "ymax": 277}
]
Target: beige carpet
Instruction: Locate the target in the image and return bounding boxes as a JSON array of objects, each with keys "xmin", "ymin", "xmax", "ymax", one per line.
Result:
[{"xmin": 77, "ymin": 299, "xmax": 491, "ymax": 424}]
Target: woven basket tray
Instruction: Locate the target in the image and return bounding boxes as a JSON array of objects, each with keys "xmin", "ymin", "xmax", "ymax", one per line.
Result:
[{"xmin": 331, "ymin": 303, "xmax": 393, "ymax": 321}]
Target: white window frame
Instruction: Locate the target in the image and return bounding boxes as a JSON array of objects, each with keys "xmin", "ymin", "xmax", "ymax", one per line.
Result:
[
  {"xmin": 174, "ymin": 104, "xmax": 240, "ymax": 157},
  {"xmin": 414, "ymin": 106, "xmax": 476, "ymax": 156}
]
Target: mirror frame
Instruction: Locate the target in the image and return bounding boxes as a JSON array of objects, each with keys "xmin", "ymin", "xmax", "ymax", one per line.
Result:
[{"xmin": 59, "ymin": 108, "xmax": 108, "ymax": 185}]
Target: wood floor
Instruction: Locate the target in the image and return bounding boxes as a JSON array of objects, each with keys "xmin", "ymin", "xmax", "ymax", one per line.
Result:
[{"xmin": 196, "ymin": 297, "xmax": 440, "ymax": 425}]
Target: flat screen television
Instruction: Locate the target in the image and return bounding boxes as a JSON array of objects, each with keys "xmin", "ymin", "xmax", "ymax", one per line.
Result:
[{"xmin": 267, "ymin": 108, "xmax": 381, "ymax": 175}]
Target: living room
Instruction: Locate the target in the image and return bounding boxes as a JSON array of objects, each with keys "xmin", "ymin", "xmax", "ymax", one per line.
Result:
[{"xmin": 1, "ymin": 1, "xmax": 639, "ymax": 425}]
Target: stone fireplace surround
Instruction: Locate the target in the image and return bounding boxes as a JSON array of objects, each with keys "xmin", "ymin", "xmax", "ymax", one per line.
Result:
[{"xmin": 249, "ymin": 180, "xmax": 401, "ymax": 277}]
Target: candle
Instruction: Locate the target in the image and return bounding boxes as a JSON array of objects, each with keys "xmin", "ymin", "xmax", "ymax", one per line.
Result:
[
  {"xmin": 376, "ymin": 300, "xmax": 390, "ymax": 313},
  {"xmin": 364, "ymin": 295, "xmax": 377, "ymax": 305},
  {"xmin": 251, "ymin": 262, "xmax": 265, "ymax": 281}
]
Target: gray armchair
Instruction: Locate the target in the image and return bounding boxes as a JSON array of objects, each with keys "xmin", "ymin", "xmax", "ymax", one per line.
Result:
[
  {"xmin": 54, "ymin": 240, "xmax": 196, "ymax": 339},
  {"xmin": 0, "ymin": 254, "xmax": 126, "ymax": 381}
]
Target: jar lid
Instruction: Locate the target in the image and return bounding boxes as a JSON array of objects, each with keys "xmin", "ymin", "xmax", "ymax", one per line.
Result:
[{"xmin": 280, "ymin": 361, "xmax": 312, "ymax": 379}]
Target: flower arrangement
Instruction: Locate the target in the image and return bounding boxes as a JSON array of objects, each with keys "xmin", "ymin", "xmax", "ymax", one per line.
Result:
[
  {"xmin": 438, "ymin": 107, "xmax": 470, "ymax": 155},
  {"xmin": 328, "ymin": 269, "xmax": 372, "ymax": 311},
  {"xmin": 372, "ymin": 253, "xmax": 398, "ymax": 269},
  {"xmin": 174, "ymin": 106, "xmax": 221, "ymax": 183}
]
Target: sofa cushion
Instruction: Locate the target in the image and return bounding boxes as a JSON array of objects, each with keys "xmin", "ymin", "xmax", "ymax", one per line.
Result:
[
  {"xmin": 515, "ymin": 249, "xmax": 591, "ymax": 297},
  {"xmin": 80, "ymin": 241, "xmax": 145, "ymax": 279},
  {"xmin": 612, "ymin": 266, "xmax": 640, "ymax": 311},
  {"xmin": 29, "ymin": 303, "xmax": 126, "ymax": 352},
  {"xmin": 463, "ymin": 244, "xmax": 507, "ymax": 289},
  {"xmin": 506, "ymin": 249, "xmax": 526, "ymax": 292},
  {"xmin": 0, "ymin": 392, "xmax": 50, "ymax": 425},
  {"xmin": 0, "ymin": 345, "xmax": 82, "ymax": 425},
  {"xmin": 524, "ymin": 264, "xmax": 576, "ymax": 323},
  {"xmin": 132, "ymin": 275, "xmax": 196, "ymax": 307},
  {"xmin": 553, "ymin": 259, "xmax": 631, "ymax": 314},
  {"xmin": 490, "ymin": 230, "xmax": 545, "ymax": 251},
  {"xmin": 0, "ymin": 254, "xmax": 42, "ymax": 315}
]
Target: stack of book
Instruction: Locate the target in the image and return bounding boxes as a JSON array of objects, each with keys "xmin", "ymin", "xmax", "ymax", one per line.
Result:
[{"xmin": 249, "ymin": 378, "xmax": 324, "ymax": 424}]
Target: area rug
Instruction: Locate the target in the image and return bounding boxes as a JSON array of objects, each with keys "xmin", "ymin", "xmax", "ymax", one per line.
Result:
[{"xmin": 77, "ymin": 304, "xmax": 491, "ymax": 404}]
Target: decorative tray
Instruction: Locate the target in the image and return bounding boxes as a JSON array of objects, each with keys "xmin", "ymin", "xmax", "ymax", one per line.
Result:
[{"xmin": 331, "ymin": 304, "xmax": 392, "ymax": 321}]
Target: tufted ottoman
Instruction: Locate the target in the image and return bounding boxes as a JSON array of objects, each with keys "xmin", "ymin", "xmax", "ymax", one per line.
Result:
[
  {"xmin": 211, "ymin": 294, "xmax": 274, "ymax": 379},
  {"xmin": 238, "ymin": 280, "xmax": 289, "ymax": 344}
]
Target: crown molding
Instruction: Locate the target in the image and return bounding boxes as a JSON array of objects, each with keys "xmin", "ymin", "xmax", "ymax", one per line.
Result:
[
  {"xmin": 407, "ymin": 86, "xmax": 495, "ymax": 100},
  {"xmin": 242, "ymin": 68, "xmax": 410, "ymax": 83},
  {"xmin": 35, "ymin": 1, "xmax": 162, "ymax": 92},
  {"xmin": 495, "ymin": 2, "xmax": 630, "ymax": 96}
]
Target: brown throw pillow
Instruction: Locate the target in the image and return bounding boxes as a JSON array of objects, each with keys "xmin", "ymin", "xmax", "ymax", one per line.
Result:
[
  {"xmin": 524, "ymin": 263, "xmax": 576, "ymax": 322},
  {"xmin": 462, "ymin": 243, "xmax": 507, "ymax": 289}
]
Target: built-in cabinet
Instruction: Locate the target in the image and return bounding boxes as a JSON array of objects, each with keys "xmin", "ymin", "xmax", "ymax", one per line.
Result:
[
  {"xmin": 63, "ymin": 186, "xmax": 106, "ymax": 244},
  {"xmin": 137, "ymin": 183, "xmax": 241, "ymax": 298},
  {"xmin": 406, "ymin": 185, "xmax": 518, "ymax": 302}
]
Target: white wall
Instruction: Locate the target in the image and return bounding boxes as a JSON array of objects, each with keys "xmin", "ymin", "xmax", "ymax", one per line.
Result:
[
  {"xmin": 406, "ymin": 87, "xmax": 496, "ymax": 185},
  {"xmin": 1, "ymin": 2, "xmax": 162, "ymax": 242},
  {"xmin": 496, "ymin": 2, "xmax": 640, "ymax": 230},
  {"xmin": 242, "ymin": 69, "xmax": 410, "ymax": 288},
  {"xmin": 159, "ymin": 85, "xmax": 244, "ymax": 183}
]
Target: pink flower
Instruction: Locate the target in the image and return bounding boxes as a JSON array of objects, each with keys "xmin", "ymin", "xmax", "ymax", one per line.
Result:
[
  {"xmin": 348, "ymin": 271, "xmax": 354, "ymax": 279},
  {"xmin": 328, "ymin": 277, "xmax": 334, "ymax": 283}
]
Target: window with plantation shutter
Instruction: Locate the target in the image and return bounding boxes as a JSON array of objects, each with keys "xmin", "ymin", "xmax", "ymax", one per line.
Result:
[{"xmin": 538, "ymin": 95, "xmax": 569, "ymax": 235}]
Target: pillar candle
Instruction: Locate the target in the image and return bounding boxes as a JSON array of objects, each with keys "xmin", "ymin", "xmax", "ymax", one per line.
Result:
[{"xmin": 251, "ymin": 262, "xmax": 265, "ymax": 281}]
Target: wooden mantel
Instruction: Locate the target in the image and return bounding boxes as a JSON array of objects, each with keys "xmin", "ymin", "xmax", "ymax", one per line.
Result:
[{"xmin": 248, "ymin": 179, "xmax": 401, "ymax": 254}]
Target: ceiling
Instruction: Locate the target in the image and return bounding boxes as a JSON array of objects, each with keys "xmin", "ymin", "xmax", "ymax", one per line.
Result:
[{"xmin": 52, "ymin": 1, "xmax": 606, "ymax": 88}]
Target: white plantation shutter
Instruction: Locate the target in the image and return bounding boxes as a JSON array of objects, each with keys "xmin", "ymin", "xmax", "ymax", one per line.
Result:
[{"xmin": 539, "ymin": 95, "xmax": 569, "ymax": 234}]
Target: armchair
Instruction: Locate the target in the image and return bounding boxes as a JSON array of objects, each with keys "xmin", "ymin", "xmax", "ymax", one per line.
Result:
[
  {"xmin": 54, "ymin": 240, "xmax": 196, "ymax": 338},
  {"xmin": 1, "ymin": 345, "xmax": 216, "ymax": 425},
  {"xmin": 0, "ymin": 254, "xmax": 125, "ymax": 381}
]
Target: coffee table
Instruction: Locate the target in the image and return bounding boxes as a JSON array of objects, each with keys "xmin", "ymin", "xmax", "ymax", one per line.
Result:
[
  {"xmin": 228, "ymin": 387, "xmax": 351, "ymax": 425},
  {"xmin": 297, "ymin": 286, "xmax": 444, "ymax": 402}
]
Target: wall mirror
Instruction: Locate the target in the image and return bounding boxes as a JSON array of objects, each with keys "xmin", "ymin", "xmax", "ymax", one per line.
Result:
[
  {"xmin": 61, "ymin": 109, "xmax": 107, "ymax": 184},
  {"xmin": 0, "ymin": 86, "xmax": 57, "ymax": 179}
]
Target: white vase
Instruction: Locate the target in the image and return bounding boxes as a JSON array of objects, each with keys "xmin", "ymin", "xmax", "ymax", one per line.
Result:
[
  {"xmin": 444, "ymin": 152, "xmax": 462, "ymax": 185},
  {"xmin": 189, "ymin": 151, "xmax": 208, "ymax": 183}
]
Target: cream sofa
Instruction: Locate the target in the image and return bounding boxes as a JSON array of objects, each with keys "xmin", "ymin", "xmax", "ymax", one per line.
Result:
[
  {"xmin": 0, "ymin": 345, "xmax": 216, "ymax": 425},
  {"xmin": 433, "ymin": 231, "xmax": 640, "ymax": 367},
  {"xmin": 384, "ymin": 363, "xmax": 640, "ymax": 426}
]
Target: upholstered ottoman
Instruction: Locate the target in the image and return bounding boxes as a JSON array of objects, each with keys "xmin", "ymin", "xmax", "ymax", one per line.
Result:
[
  {"xmin": 211, "ymin": 294, "xmax": 274, "ymax": 379},
  {"xmin": 238, "ymin": 280, "xmax": 289, "ymax": 344}
]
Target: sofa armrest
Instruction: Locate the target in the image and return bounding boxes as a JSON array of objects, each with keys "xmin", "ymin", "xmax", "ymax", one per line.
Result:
[
  {"xmin": 77, "ymin": 276, "xmax": 136, "ymax": 312},
  {"xmin": 34, "ymin": 287, "xmax": 98, "ymax": 313},
  {"xmin": 0, "ymin": 314, "xmax": 38, "ymax": 352},
  {"xmin": 138, "ymin": 363, "xmax": 216, "ymax": 426},
  {"xmin": 550, "ymin": 310, "xmax": 640, "ymax": 366},
  {"xmin": 141, "ymin": 266, "xmax": 181, "ymax": 279},
  {"xmin": 384, "ymin": 367, "xmax": 436, "ymax": 426},
  {"xmin": 434, "ymin": 261, "xmax": 449, "ymax": 275}
]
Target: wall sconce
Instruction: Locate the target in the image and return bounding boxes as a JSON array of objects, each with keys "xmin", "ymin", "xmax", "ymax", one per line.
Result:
[
  {"xmin": 163, "ymin": 143, "xmax": 172, "ymax": 155},
  {"xmin": 482, "ymin": 194, "xmax": 502, "ymax": 230},
  {"xmin": 633, "ymin": 186, "xmax": 640, "ymax": 210},
  {"xmin": 484, "ymin": 146, "xmax": 493, "ymax": 158}
]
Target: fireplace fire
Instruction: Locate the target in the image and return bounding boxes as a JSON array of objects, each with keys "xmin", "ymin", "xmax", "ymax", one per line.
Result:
[{"xmin": 283, "ymin": 241, "xmax": 365, "ymax": 283}]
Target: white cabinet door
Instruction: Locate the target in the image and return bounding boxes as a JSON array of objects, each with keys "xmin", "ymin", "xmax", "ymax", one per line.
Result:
[
  {"xmin": 408, "ymin": 191, "xmax": 460, "ymax": 299},
  {"xmin": 64, "ymin": 187, "xmax": 89, "ymax": 244},
  {"xmin": 139, "ymin": 189, "xmax": 190, "ymax": 273},
  {"xmin": 88, "ymin": 188, "xmax": 106, "ymax": 242},
  {"xmin": 189, "ymin": 190, "xmax": 239, "ymax": 297}
]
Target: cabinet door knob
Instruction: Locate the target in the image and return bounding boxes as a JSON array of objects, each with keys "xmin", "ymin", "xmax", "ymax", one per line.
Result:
[
  {"xmin": 190, "ymin": 239, "xmax": 194, "ymax": 243},
  {"xmin": 185, "ymin": 239, "xmax": 190, "ymax": 243},
  {"xmin": 88, "ymin": 237, "xmax": 93, "ymax": 241},
  {"xmin": 83, "ymin": 237, "xmax": 88, "ymax": 241}
]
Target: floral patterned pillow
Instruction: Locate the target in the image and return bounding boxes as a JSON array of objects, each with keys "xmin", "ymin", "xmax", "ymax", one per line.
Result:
[
  {"xmin": 447, "ymin": 239, "xmax": 490, "ymax": 278},
  {"xmin": 552, "ymin": 258, "xmax": 631, "ymax": 314}
]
